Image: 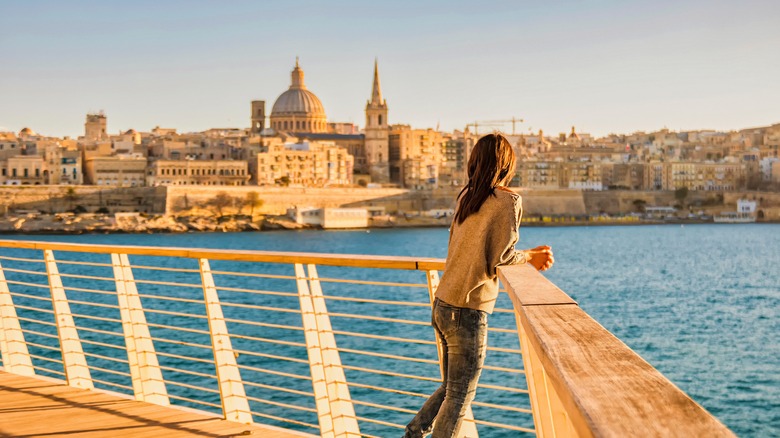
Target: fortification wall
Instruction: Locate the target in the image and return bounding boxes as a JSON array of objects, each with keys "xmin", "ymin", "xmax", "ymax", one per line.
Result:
[
  {"xmin": 0, "ymin": 186, "xmax": 167, "ymax": 215},
  {"xmin": 4, "ymin": 185, "xmax": 779, "ymax": 220},
  {"xmin": 164, "ymin": 186, "xmax": 409, "ymax": 215},
  {"xmin": 520, "ymin": 189, "xmax": 587, "ymax": 216}
]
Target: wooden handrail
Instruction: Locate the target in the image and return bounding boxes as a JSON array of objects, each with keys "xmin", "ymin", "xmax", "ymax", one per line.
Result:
[
  {"xmin": 0, "ymin": 240, "xmax": 446, "ymax": 271},
  {"xmin": 498, "ymin": 263, "xmax": 735, "ymax": 437}
]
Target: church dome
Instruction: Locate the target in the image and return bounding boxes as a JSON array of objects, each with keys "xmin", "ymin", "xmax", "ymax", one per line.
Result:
[
  {"xmin": 271, "ymin": 88, "xmax": 326, "ymax": 117},
  {"xmin": 270, "ymin": 59, "xmax": 328, "ymax": 133},
  {"xmin": 19, "ymin": 127, "xmax": 36, "ymax": 137}
]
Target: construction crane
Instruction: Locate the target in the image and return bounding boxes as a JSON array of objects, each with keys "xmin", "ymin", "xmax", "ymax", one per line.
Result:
[
  {"xmin": 464, "ymin": 121, "xmax": 503, "ymax": 136},
  {"xmin": 464, "ymin": 117, "xmax": 524, "ymax": 135}
]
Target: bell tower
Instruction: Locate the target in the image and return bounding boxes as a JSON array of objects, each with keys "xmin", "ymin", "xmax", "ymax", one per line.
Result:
[
  {"xmin": 250, "ymin": 100, "xmax": 265, "ymax": 134},
  {"xmin": 364, "ymin": 59, "xmax": 389, "ymax": 182}
]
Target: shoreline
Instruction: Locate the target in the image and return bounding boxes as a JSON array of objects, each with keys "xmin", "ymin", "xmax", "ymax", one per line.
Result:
[{"xmin": 1, "ymin": 217, "xmax": 776, "ymax": 236}]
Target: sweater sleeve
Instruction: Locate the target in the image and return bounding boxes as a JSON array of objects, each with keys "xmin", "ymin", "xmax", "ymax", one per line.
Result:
[{"xmin": 494, "ymin": 195, "xmax": 527, "ymax": 269}]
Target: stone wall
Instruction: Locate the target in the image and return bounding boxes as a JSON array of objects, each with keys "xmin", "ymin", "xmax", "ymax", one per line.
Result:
[
  {"xmin": 164, "ymin": 186, "xmax": 409, "ymax": 215},
  {"xmin": 344, "ymin": 187, "xmax": 587, "ymax": 216},
  {"xmin": 521, "ymin": 189, "xmax": 587, "ymax": 216},
  {"xmin": 3, "ymin": 185, "xmax": 779, "ymax": 220},
  {"xmin": 0, "ymin": 186, "xmax": 167, "ymax": 215}
]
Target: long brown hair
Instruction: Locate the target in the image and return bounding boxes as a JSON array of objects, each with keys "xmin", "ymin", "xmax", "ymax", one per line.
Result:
[{"xmin": 453, "ymin": 133, "xmax": 516, "ymax": 224}]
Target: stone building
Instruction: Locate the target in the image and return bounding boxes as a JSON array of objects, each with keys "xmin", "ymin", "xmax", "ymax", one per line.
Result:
[
  {"xmin": 147, "ymin": 160, "xmax": 250, "ymax": 186},
  {"xmin": 364, "ymin": 60, "xmax": 390, "ymax": 182},
  {"xmin": 42, "ymin": 144, "xmax": 82, "ymax": 185},
  {"xmin": 84, "ymin": 154, "xmax": 148, "ymax": 187},
  {"xmin": 601, "ymin": 163, "xmax": 645, "ymax": 190},
  {"xmin": 440, "ymin": 131, "xmax": 475, "ymax": 186},
  {"xmin": 664, "ymin": 162, "xmax": 745, "ymax": 191},
  {"xmin": 515, "ymin": 161, "xmax": 561, "ymax": 189},
  {"xmin": 389, "ymin": 125, "xmax": 445, "ymax": 188},
  {"xmin": 84, "ymin": 112, "xmax": 107, "ymax": 141},
  {"xmin": 561, "ymin": 162, "xmax": 604, "ymax": 190},
  {"xmin": 4, "ymin": 156, "xmax": 46, "ymax": 185},
  {"xmin": 255, "ymin": 60, "xmax": 397, "ymax": 184},
  {"xmin": 255, "ymin": 140, "xmax": 353, "ymax": 186},
  {"xmin": 270, "ymin": 59, "xmax": 328, "ymax": 133},
  {"xmin": 0, "ymin": 132, "xmax": 22, "ymax": 161},
  {"xmin": 250, "ymin": 100, "xmax": 265, "ymax": 134}
]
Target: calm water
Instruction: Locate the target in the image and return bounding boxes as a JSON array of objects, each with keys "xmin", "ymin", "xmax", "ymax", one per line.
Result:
[{"xmin": 2, "ymin": 225, "xmax": 778, "ymax": 437}]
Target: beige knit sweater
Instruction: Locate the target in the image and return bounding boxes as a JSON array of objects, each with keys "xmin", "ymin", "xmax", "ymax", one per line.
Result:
[{"xmin": 435, "ymin": 188, "xmax": 526, "ymax": 313}]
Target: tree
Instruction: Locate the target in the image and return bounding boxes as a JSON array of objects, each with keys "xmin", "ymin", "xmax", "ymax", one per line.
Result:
[
  {"xmin": 275, "ymin": 176, "xmax": 291, "ymax": 187},
  {"xmin": 632, "ymin": 199, "xmax": 647, "ymax": 213},
  {"xmin": 65, "ymin": 187, "xmax": 78, "ymax": 211},
  {"xmin": 245, "ymin": 192, "xmax": 264, "ymax": 217},
  {"xmin": 205, "ymin": 192, "xmax": 233, "ymax": 218}
]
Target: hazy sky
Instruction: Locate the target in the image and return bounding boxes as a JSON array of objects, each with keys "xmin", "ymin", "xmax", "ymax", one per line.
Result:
[{"xmin": 2, "ymin": 0, "xmax": 779, "ymax": 138}]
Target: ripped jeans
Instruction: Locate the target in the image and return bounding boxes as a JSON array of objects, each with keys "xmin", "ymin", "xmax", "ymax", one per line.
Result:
[{"xmin": 404, "ymin": 298, "xmax": 489, "ymax": 438}]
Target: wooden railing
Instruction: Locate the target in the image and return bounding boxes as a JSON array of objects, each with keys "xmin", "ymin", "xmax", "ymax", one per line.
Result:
[
  {"xmin": 498, "ymin": 263, "xmax": 735, "ymax": 437},
  {"xmin": 0, "ymin": 239, "xmax": 734, "ymax": 437},
  {"xmin": 0, "ymin": 239, "xmax": 531, "ymax": 437}
]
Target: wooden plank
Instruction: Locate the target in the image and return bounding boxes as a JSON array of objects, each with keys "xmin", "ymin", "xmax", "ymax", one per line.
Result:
[
  {"xmin": 499, "ymin": 263, "xmax": 576, "ymax": 306},
  {"xmin": 517, "ymin": 312, "xmax": 557, "ymax": 438},
  {"xmin": 0, "ymin": 239, "xmax": 445, "ymax": 270},
  {"xmin": 519, "ymin": 304, "xmax": 735, "ymax": 438},
  {"xmin": 417, "ymin": 259, "xmax": 446, "ymax": 271},
  {"xmin": 0, "ymin": 371, "xmax": 315, "ymax": 437}
]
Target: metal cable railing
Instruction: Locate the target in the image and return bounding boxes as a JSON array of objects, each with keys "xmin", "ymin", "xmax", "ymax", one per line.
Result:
[{"xmin": 0, "ymin": 241, "xmax": 535, "ymax": 437}]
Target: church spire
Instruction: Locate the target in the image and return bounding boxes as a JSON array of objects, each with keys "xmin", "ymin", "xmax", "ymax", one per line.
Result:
[{"xmin": 370, "ymin": 58, "xmax": 384, "ymax": 106}]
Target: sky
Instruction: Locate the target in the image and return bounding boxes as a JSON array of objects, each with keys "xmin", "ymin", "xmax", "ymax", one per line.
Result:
[{"xmin": 1, "ymin": 0, "xmax": 779, "ymax": 138}]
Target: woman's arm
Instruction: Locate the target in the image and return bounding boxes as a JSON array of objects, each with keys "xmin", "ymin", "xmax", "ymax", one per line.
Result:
[
  {"xmin": 494, "ymin": 190, "xmax": 554, "ymax": 271},
  {"xmin": 495, "ymin": 193, "xmax": 527, "ymax": 267}
]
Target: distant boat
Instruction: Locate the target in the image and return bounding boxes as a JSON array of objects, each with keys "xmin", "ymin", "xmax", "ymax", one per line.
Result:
[{"xmin": 713, "ymin": 212, "xmax": 756, "ymax": 223}]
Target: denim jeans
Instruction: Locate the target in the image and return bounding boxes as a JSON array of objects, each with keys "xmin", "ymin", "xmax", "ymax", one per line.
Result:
[{"xmin": 404, "ymin": 298, "xmax": 489, "ymax": 438}]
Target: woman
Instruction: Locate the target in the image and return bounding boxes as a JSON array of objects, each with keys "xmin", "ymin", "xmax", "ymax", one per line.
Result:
[{"xmin": 404, "ymin": 133, "xmax": 554, "ymax": 438}]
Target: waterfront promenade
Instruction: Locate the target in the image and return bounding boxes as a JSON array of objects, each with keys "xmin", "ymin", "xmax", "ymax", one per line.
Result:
[{"xmin": 0, "ymin": 239, "xmax": 735, "ymax": 437}]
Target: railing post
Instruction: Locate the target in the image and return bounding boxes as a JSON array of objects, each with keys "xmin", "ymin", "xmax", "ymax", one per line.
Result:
[
  {"xmin": 426, "ymin": 270, "xmax": 479, "ymax": 438},
  {"xmin": 296, "ymin": 263, "xmax": 360, "ymax": 438},
  {"xmin": 309, "ymin": 264, "xmax": 360, "ymax": 437},
  {"xmin": 198, "ymin": 258, "xmax": 252, "ymax": 424},
  {"xmin": 0, "ymin": 260, "xmax": 35, "ymax": 376},
  {"xmin": 44, "ymin": 249, "xmax": 93, "ymax": 389},
  {"xmin": 507, "ymin": 269, "xmax": 579, "ymax": 438},
  {"xmin": 112, "ymin": 253, "xmax": 169, "ymax": 405},
  {"xmin": 517, "ymin": 312, "xmax": 556, "ymax": 437}
]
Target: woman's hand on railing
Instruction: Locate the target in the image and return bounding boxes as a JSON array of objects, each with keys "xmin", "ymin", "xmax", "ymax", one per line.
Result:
[{"xmin": 525, "ymin": 246, "xmax": 554, "ymax": 271}]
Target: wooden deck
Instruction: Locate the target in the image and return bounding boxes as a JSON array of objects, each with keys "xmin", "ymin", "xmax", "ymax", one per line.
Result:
[{"xmin": 0, "ymin": 371, "xmax": 314, "ymax": 438}]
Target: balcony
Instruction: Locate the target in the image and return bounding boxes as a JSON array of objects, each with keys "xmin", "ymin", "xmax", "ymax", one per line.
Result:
[{"xmin": 0, "ymin": 240, "xmax": 733, "ymax": 437}]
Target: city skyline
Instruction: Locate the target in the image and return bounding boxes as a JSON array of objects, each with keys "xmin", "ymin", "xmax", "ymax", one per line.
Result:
[{"xmin": 2, "ymin": 0, "xmax": 779, "ymax": 138}]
